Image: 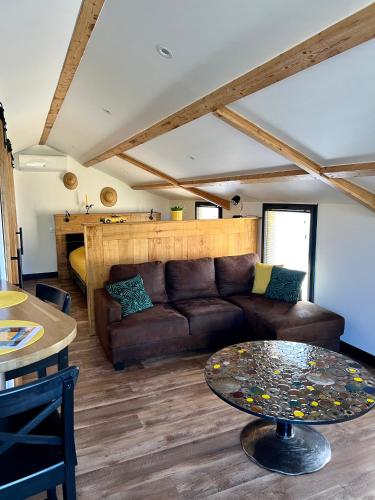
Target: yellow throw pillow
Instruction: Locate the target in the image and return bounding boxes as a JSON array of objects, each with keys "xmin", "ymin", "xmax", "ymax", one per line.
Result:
[{"xmin": 252, "ymin": 263, "xmax": 283, "ymax": 294}]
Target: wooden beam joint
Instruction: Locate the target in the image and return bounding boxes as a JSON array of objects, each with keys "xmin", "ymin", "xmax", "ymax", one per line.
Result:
[{"xmin": 117, "ymin": 154, "xmax": 231, "ymax": 210}]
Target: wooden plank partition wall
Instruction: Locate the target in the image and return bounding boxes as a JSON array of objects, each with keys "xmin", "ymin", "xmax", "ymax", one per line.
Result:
[
  {"xmin": 0, "ymin": 117, "xmax": 19, "ymax": 283},
  {"xmin": 84, "ymin": 218, "xmax": 258, "ymax": 333},
  {"xmin": 54, "ymin": 212, "xmax": 161, "ymax": 279}
]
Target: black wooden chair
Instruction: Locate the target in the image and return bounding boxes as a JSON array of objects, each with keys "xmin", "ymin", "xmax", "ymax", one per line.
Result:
[
  {"xmin": 36, "ymin": 283, "xmax": 72, "ymax": 315},
  {"xmin": 0, "ymin": 366, "xmax": 79, "ymax": 499}
]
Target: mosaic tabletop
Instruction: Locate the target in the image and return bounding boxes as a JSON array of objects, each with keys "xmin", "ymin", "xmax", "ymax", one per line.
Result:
[{"xmin": 205, "ymin": 341, "xmax": 375, "ymax": 424}]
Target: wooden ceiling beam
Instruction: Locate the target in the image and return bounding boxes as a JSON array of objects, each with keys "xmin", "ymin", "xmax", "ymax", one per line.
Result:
[
  {"xmin": 84, "ymin": 4, "xmax": 375, "ymax": 166},
  {"xmin": 132, "ymin": 169, "xmax": 309, "ymax": 189},
  {"xmin": 39, "ymin": 0, "xmax": 105, "ymax": 145},
  {"xmin": 117, "ymin": 153, "xmax": 231, "ymax": 210},
  {"xmin": 323, "ymin": 162, "xmax": 375, "ymax": 178},
  {"xmin": 131, "ymin": 162, "xmax": 375, "ymax": 190},
  {"xmin": 214, "ymin": 107, "xmax": 375, "ymax": 212}
]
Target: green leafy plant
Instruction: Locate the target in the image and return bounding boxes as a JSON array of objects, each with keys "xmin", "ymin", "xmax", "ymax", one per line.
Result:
[{"xmin": 170, "ymin": 205, "xmax": 184, "ymax": 211}]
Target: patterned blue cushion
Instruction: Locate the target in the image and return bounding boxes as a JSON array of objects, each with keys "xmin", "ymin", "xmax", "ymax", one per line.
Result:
[
  {"xmin": 265, "ymin": 267, "xmax": 306, "ymax": 304},
  {"xmin": 106, "ymin": 274, "xmax": 153, "ymax": 317}
]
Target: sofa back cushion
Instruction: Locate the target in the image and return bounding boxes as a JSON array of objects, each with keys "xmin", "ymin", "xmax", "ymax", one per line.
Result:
[
  {"xmin": 109, "ymin": 261, "xmax": 168, "ymax": 304},
  {"xmin": 215, "ymin": 253, "xmax": 260, "ymax": 297},
  {"xmin": 166, "ymin": 257, "xmax": 219, "ymax": 302}
]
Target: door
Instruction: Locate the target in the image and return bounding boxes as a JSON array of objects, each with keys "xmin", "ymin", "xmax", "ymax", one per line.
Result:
[
  {"xmin": 0, "ymin": 200, "xmax": 6, "ymax": 280},
  {"xmin": 262, "ymin": 204, "xmax": 317, "ymax": 301}
]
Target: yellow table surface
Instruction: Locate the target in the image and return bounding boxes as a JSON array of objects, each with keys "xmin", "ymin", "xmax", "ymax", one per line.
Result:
[
  {"xmin": 0, "ymin": 291, "xmax": 28, "ymax": 309},
  {"xmin": 0, "ymin": 320, "xmax": 44, "ymax": 355}
]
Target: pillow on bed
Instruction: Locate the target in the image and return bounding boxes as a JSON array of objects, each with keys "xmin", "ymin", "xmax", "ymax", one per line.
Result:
[{"xmin": 106, "ymin": 274, "xmax": 153, "ymax": 317}]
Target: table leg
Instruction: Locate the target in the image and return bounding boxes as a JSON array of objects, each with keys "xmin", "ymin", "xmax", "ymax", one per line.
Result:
[{"xmin": 240, "ymin": 418, "xmax": 331, "ymax": 475}]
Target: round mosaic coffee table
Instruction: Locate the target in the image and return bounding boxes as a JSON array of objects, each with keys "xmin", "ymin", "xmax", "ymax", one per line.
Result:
[{"xmin": 205, "ymin": 340, "xmax": 375, "ymax": 475}]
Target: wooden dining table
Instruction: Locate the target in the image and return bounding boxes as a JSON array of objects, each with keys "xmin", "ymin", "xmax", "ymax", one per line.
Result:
[{"xmin": 0, "ymin": 281, "xmax": 77, "ymax": 390}]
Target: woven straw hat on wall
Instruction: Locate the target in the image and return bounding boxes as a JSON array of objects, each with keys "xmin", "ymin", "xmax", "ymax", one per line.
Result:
[
  {"xmin": 63, "ymin": 172, "xmax": 78, "ymax": 190},
  {"xmin": 100, "ymin": 187, "xmax": 117, "ymax": 207}
]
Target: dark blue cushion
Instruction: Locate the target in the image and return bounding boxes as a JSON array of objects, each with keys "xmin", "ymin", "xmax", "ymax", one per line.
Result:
[
  {"xmin": 106, "ymin": 274, "xmax": 153, "ymax": 317},
  {"xmin": 265, "ymin": 267, "xmax": 306, "ymax": 304}
]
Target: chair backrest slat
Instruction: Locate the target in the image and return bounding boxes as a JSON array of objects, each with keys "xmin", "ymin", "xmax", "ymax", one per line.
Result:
[
  {"xmin": 0, "ymin": 432, "xmax": 61, "ymax": 447},
  {"xmin": 35, "ymin": 283, "xmax": 71, "ymax": 314},
  {"xmin": 0, "ymin": 396, "xmax": 63, "ymax": 454},
  {"xmin": 0, "ymin": 367, "xmax": 78, "ymax": 418}
]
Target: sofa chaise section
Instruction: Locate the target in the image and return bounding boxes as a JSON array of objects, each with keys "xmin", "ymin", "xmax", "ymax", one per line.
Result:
[{"xmin": 227, "ymin": 294, "xmax": 344, "ymax": 351}]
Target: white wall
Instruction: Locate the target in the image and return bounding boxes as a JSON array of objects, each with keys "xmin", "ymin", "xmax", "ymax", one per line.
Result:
[
  {"xmin": 315, "ymin": 203, "xmax": 375, "ymax": 356},
  {"xmin": 14, "ymin": 156, "xmax": 170, "ymax": 274},
  {"xmin": 169, "ymin": 199, "xmax": 262, "ymax": 220}
]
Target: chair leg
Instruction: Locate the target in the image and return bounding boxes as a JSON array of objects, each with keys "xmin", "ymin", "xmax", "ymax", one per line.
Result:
[
  {"xmin": 47, "ymin": 487, "xmax": 57, "ymax": 500},
  {"xmin": 63, "ymin": 465, "xmax": 76, "ymax": 500}
]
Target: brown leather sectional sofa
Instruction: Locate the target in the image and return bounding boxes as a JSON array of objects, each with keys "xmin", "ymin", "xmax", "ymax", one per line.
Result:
[{"xmin": 94, "ymin": 254, "xmax": 345, "ymax": 370}]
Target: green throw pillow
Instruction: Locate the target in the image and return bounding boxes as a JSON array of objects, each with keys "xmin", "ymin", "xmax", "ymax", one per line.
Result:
[
  {"xmin": 106, "ymin": 274, "xmax": 153, "ymax": 317},
  {"xmin": 265, "ymin": 267, "xmax": 306, "ymax": 304}
]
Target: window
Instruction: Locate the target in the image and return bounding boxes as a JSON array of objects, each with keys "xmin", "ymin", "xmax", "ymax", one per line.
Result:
[
  {"xmin": 262, "ymin": 204, "xmax": 317, "ymax": 301},
  {"xmin": 195, "ymin": 202, "xmax": 222, "ymax": 220}
]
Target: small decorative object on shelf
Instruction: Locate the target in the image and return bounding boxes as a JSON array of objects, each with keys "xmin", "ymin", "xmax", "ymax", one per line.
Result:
[
  {"xmin": 149, "ymin": 208, "xmax": 154, "ymax": 220},
  {"xmin": 100, "ymin": 214, "xmax": 127, "ymax": 224},
  {"xmin": 64, "ymin": 210, "xmax": 71, "ymax": 222},
  {"xmin": 84, "ymin": 194, "xmax": 94, "ymax": 214},
  {"xmin": 85, "ymin": 203, "xmax": 94, "ymax": 215},
  {"xmin": 170, "ymin": 205, "xmax": 184, "ymax": 221}
]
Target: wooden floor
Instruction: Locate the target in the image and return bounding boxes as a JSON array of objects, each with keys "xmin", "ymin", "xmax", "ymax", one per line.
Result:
[{"xmin": 25, "ymin": 278, "xmax": 375, "ymax": 500}]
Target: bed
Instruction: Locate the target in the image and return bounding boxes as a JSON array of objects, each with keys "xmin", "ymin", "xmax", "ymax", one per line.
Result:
[{"xmin": 68, "ymin": 245, "xmax": 87, "ymax": 295}]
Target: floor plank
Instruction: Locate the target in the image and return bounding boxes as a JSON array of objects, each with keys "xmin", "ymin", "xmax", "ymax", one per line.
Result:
[{"xmin": 24, "ymin": 278, "xmax": 375, "ymax": 500}]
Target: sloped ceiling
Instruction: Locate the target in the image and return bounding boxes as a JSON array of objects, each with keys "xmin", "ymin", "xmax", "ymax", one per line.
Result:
[
  {"xmin": 1, "ymin": 0, "xmax": 375, "ymax": 203},
  {"xmin": 0, "ymin": 0, "xmax": 82, "ymax": 153}
]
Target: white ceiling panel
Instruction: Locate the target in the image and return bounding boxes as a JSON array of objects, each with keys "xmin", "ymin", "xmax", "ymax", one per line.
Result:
[
  {"xmin": 202, "ymin": 179, "xmax": 356, "ymax": 204},
  {"xmin": 126, "ymin": 114, "xmax": 291, "ymax": 179},
  {"xmin": 231, "ymin": 39, "xmax": 375, "ymax": 164},
  {"xmin": 0, "ymin": 0, "xmax": 82, "ymax": 153},
  {"xmin": 45, "ymin": 0, "xmax": 372, "ymax": 162},
  {"xmin": 153, "ymin": 188, "xmax": 197, "ymax": 200},
  {"xmin": 95, "ymin": 156, "xmax": 162, "ymax": 186}
]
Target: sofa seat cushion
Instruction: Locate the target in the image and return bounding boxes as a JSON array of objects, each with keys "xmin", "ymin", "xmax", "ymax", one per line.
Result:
[
  {"xmin": 215, "ymin": 253, "xmax": 259, "ymax": 297},
  {"xmin": 109, "ymin": 261, "xmax": 168, "ymax": 303},
  {"xmin": 108, "ymin": 304, "xmax": 189, "ymax": 349},
  {"xmin": 173, "ymin": 298, "xmax": 244, "ymax": 336},
  {"xmin": 166, "ymin": 257, "xmax": 218, "ymax": 302},
  {"xmin": 228, "ymin": 294, "xmax": 344, "ymax": 347}
]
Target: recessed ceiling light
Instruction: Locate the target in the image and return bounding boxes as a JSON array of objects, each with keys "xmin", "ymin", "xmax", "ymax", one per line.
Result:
[
  {"xmin": 156, "ymin": 44, "xmax": 173, "ymax": 59},
  {"xmin": 102, "ymin": 108, "xmax": 111, "ymax": 115}
]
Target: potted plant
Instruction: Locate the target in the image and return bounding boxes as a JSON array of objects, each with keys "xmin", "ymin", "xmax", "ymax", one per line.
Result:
[{"xmin": 170, "ymin": 205, "xmax": 184, "ymax": 221}]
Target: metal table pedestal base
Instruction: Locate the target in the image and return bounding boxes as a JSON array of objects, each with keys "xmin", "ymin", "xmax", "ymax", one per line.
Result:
[{"xmin": 241, "ymin": 419, "xmax": 331, "ymax": 475}]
